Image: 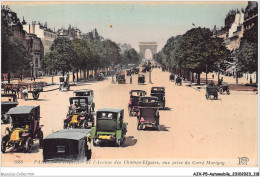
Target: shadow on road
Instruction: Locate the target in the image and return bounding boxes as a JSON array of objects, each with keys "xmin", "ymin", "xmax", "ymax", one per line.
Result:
[
  {"xmin": 159, "ymin": 107, "xmax": 171, "ymax": 111},
  {"xmin": 122, "ymin": 136, "xmax": 137, "ymax": 147},
  {"xmin": 6, "ymin": 144, "xmax": 40, "ymax": 154},
  {"xmin": 142, "ymin": 125, "xmax": 170, "ymax": 131}
]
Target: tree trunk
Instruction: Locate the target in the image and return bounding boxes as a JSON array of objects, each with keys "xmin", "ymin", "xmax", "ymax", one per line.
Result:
[
  {"xmin": 84, "ymin": 70, "xmax": 86, "ymax": 80},
  {"xmin": 218, "ymin": 71, "xmax": 220, "ymax": 85},
  {"xmin": 197, "ymin": 72, "xmax": 200, "ymax": 85},
  {"xmin": 62, "ymin": 71, "xmax": 65, "ymax": 76},
  {"xmin": 8, "ymin": 72, "xmax": 11, "ymax": 83},
  {"xmin": 76, "ymin": 70, "xmax": 79, "ymax": 82},
  {"xmin": 206, "ymin": 72, "xmax": 208, "ymax": 84},
  {"xmin": 192, "ymin": 72, "xmax": 194, "ymax": 83},
  {"xmin": 256, "ymin": 71, "xmax": 258, "ymax": 84},
  {"xmin": 87, "ymin": 70, "xmax": 89, "ymax": 80},
  {"xmin": 236, "ymin": 71, "xmax": 238, "ymax": 85}
]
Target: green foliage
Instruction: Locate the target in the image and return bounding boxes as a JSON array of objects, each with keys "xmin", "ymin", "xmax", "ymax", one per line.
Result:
[
  {"xmin": 1, "ymin": 17, "xmax": 30, "ymax": 73},
  {"xmin": 236, "ymin": 24, "xmax": 258, "ymax": 74},
  {"xmin": 122, "ymin": 48, "xmax": 140, "ymax": 64}
]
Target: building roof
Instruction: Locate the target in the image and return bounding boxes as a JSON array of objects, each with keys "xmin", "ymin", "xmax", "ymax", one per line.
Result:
[
  {"xmin": 7, "ymin": 105, "xmax": 39, "ymax": 115},
  {"xmin": 44, "ymin": 129, "xmax": 91, "ymax": 140},
  {"xmin": 97, "ymin": 108, "xmax": 123, "ymax": 113}
]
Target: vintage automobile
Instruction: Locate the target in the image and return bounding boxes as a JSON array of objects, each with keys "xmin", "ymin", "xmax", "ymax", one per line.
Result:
[
  {"xmin": 74, "ymin": 90, "xmax": 95, "ymax": 112},
  {"xmin": 137, "ymin": 103, "xmax": 160, "ymax": 130},
  {"xmin": 1, "ymin": 94, "xmax": 18, "ymax": 124},
  {"xmin": 117, "ymin": 74, "xmax": 126, "ymax": 84},
  {"xmin": 132, "ymin": 67, "xmax": 140, "ymax": 74},
  {"xmin": 97, "ymin": 73, "xmax": 104, "ymax": 81},
  {"xmin": 218, "ymin": 83, "xmax": 230, "ymax": 95},
  {"xmin": 150, "ymin": 87, "xmax": 166, "ymax": 108},
  {"xmin": 126, "ymin": 69, "xmax": 131, "ymax": 76},
  {"xmin": 138, "ymin": 74, "xmax": 145, "ymax": 85},
  {"xmin": 169, "ymin": 73, "xmax": 175, "ymax": 81},
  {"xmin": 64, "ymin": 97, "xmax": 94, "ymax": 129},
  {"xmin": 59, "ymin": 76, "xmax": 70, "ymax": 91},
  {"xmin": 175, "ymin": 76, "xmax": 182, "ymax": 86},
  {"xmin": 128, "ymin": 90, "xmax": 147, "ymax": 116},
  {"xmin": 205, "ymin": 86, "xmax": 218, "ymax": 100},
  {"xmin": 91, "ymin": 108, "xmax": 127, "ymax": 147},
  {"xmin": 1, "ymin": 105, "xmax": 43, "ymax": 153},
  {"xmin": 138, "ymin": 96, "xmax": 159, "ymax": 107},
  {"xmin": 42, "ymin": 129, "xmax": 92, "ymax": 162}
]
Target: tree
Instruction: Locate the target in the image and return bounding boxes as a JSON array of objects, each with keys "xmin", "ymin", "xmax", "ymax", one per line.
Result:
[
  {"xmin": 122, "ymin": 48, "xmax": 140, "ymax": 64},
  {"xmin": 49, "ymin": 37, "xmax": 74, "ymax": 75},
  {"xmin": 236, "ymin": 24, "xmax": 258, "ymax": 84},
  {"xmin": 1, "ymin": 17, "xmax": 30, "ymax": 83},
  {"xmin": 178, "ymin": 27, "xmax": 230, "ymax": 84}
]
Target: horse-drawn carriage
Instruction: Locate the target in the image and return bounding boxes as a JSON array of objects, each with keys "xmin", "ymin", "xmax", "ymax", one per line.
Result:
[
  {"xmin": 205, "ymin": 86, "xmax": 218, "ymax": 100},
  {"xmin": 218, "ymin": 83, "xmax": 230, "ymax": 95}
]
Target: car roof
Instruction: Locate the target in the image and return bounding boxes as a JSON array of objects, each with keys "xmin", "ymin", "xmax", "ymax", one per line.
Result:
[
  {"xmin": 7, "ymin": 105, "xmax": 39, "ymax": 115},
  {"xmin": 151, "ymin": 87, "xmax": 165, "ymax": 89},
  {"xmin": 44, "ymin": 129, "xmax": 91, "ymax": 140},
  {"xmin": 129, "ymin": 90, "xmax": 146, "ymax": 93},
  {"xmin": 97, "ymin": 108, "xmax": 123, "ymax": 113},
  {"xmin": 74, "ymin": 89, "xmax": 92, "ymax": 93}
]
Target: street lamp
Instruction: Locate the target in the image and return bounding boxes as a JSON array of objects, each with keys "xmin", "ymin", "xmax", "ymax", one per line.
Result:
[
  {"xmin": 148, "ymin": 61, "xmax": 152, "ymax": 84},
  {"xmin": 30, "ymin": 62, "xmax": 34, "ymax": 81}
]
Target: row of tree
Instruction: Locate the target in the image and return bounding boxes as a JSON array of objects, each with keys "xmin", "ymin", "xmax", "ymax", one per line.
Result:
[
  {"xmin": 1, "ymin": 16, "xmax": 30, "ymax": 83},
  {"xmin": 154, "ymin": 27, "xmax": 231, "ymax": 85},
  {"xmin": 43, "ymin": 36, "xmax": 140, "ymax": 81},
  {"xmin": 154, "ymin": 26, "xmax": 258, "ymax": 85}
]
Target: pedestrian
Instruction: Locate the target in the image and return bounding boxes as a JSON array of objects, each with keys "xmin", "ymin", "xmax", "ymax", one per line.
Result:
[
  {"xmin": 130, "ymin": 74, "xmax": 132, "ymax": 84},
  {"xmin": 212, "ymin": 74, "xmax": 214, "ymax": 79},
  {"xmin": 250, "ymin": 76, "xmax": 252, "ymax": 85},
  {"xmin": 33, "ymin": 77, "xmax": 36, "ymax": 81}
]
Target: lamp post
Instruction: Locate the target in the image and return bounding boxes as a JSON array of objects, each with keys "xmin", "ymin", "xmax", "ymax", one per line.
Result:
[
  {"xmin": 149, "ymin": 61, "xmax": 152, "ymax": 84},
  {"xmin": 30, "ymin": 62, "xmax": 34, "ymax": 81},
  {"xmin": 111, "ymin": 62, "xmax": 115, "ymax": 84},
  {"xmin": 217, "ymin": 63, "xmax": 220, "ymax": 85}
]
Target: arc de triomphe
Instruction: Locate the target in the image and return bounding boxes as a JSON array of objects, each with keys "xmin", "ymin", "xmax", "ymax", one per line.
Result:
[{"xmin": 139, "ymin": 42, "xmax": 158, "ymax": 59}]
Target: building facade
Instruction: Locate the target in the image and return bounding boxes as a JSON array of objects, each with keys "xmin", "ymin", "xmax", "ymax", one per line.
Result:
[{"xmin": 23, "ymin": 21, "xmax": 57, "ymax": 55}]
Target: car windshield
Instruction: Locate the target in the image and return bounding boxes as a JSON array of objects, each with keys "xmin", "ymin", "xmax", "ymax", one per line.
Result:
[
  {"xmin": 43, "ymin": 139, "xmax": 79, "ymax": 161},
  {"xmin": 75, "ymin": 92, "xmax": 90, "ymax": 96},
  {"xmin": 97, "ymin": 112, "xmax": 117, "ymax": 120},
  {"xmin": 131, "ymin": 91, "xmax": 145, "ymax": 96},
  {"xmin": 11, "ymin": 114, "xmax": 30, "ymax": 129},
  {"xmin": 71, "ymin": 98, "xmax": 87, "ymax": 107}
]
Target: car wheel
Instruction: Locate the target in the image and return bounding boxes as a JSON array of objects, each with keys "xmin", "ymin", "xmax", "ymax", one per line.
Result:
[
  {"xmin": 1, "ymin": 138, "xmax": 7, "ymax": 153},
  {"xmin": 86, "ymin": 149, "xmax": 92, "ymax": 160},
  {"xmin": 205, "ymin": 93, "xmax": 209, "ymax": 100},
  {"xmin": 227, "ymin": 89, "xmax": 230, "ymax": 95},
  {"xmin": 128, "ymin": 107, "xmax": 132, "ymax": 116},
  {"xmin": 93, "ymin": 139, "xmax": 98, "ymax": 147},
  {"xmin": 82, "ymin": 120, "xmax": 88, "ymax": 129},
  {"xmin": 24, "ymin": 137, "xmax": 33, "ymax": 153},
  {"xmin": 116, "ymin": 139, "xmax": 121, "ymax": 147}
]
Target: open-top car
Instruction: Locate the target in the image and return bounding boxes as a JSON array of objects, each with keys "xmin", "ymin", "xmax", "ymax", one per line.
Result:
[
  {"xmin": 218, "ymin": 82, "xmax": 230, "ymax": 95},
  {"xmin": 91, "ymin": 108, "xmax": 127, "ymax": 147},
  {"xmin": 64, "ymin": 97, "xmax": 94, "ymax": 129},
  {"xmin": 74, "ymin": 90, "xmax": 95, "ymax": 112},
  {"xmin": 42, "ymin": 129, "xmax": 92, "ymax": 162},
  {"xmin": 137, "ymin": 105, "xmax": 160, "ymax": 130},
  {"xmin": 117, "ymin": 74, "xmax": 126, "ymax": 84},
  {"xmin": 1, "ymin": 105, "xmax": 43, "ymax": 153},
  {"xmin": 128, "ymin": 90, "xmax": 147, "ymax": 116},
  {"xmin": 138, "ymin": 74, "xmax": 145, "ymax": 85},
  {"xmin": 1, "ymin": 94, "xmax": 18, "ymax": 124},
  {"xmin": 150, "ymin": 87, "xmax": 166, "ymax": 108}
]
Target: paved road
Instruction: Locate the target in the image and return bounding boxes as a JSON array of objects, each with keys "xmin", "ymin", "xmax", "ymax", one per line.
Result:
[{"xmin": 1, "ymin": 68, "xmax": 258, "ymax": 167}]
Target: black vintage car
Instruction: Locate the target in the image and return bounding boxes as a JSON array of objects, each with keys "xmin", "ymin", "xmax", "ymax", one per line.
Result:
[
  {"xmin": 1, "ymin": 106, "xmax": 43, "ymax": 153},
  {"xmin": 74, "ymin": 90, "xmax": 95, "ymax": 112},
  {"xmin": 64, "ymin": 97, "xmax": 94, "ymax": 129},
  {"xmin": 175, "ymin": 76, "xmax": 182, "ymax": 86},
  {"xmin": 150, "ymin": 87, "xmax": 166, "ymax": 108},
  {"xmin": 128, "ymin": 90, "xmax": 147, "ymax": 116},
  {"xmin": 1, "ymin": 94, "xmax": 18, "ymax": 124},
  {"xmin": 117, "ymin": 74, "xmax": 126, "ymax": 84},
  {"xmin": 169, "ymin": 73, "xmax": 175, "ymax": 81},
  {"xmin": 138, "ymin": 74, "xmax": 145, "ymax": 84},
  {"xmin": 59, "ymin": 76, "xmax": 70, "ymax": 91},
  {"xmin": 43, "ymin": 129, "xmax": 92, "ymax": 162},
  {"xmin": 218, "ymin": 83, "xmax": 230, "ymax": 95}
]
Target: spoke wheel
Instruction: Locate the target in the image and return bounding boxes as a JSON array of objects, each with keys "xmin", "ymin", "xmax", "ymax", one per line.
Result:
[{"xmin": 24, "ymin": 137, "xmax": 33, "ymax": 153}]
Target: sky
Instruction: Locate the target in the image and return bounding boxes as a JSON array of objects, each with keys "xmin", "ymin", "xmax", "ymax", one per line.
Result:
[{"xmin": 2, "ymin": 1, "xmax": 248, "ymax": 52}]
